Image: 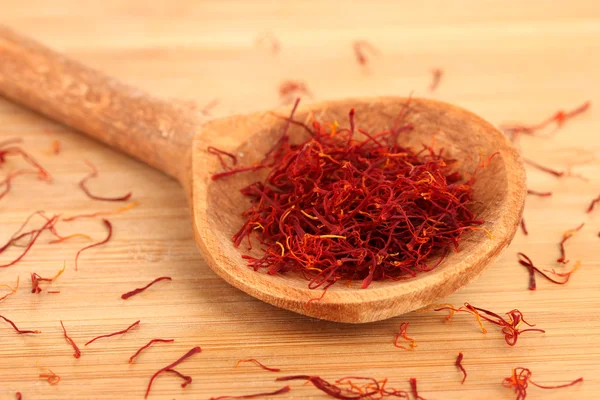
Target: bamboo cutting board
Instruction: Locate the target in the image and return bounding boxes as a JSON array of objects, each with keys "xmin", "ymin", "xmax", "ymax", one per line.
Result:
[{"xmin": 1, "ymin": 1, "xmax": 599, "ymax": 399}]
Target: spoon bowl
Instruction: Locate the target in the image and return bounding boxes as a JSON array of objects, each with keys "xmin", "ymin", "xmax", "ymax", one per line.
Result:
[{"xmin": 0, "ymin": 26, "xmax": 525, "ymax": 323}]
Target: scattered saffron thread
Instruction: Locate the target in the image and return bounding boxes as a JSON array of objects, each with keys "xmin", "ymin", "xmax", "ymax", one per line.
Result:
[
  {"xmin": 523, "ymin": 158, "xmax": 564, "ymax": 177},
  {"xmin": 393, "ymin": 322, "xmax": 417, "ymax": 350},
  {"xmin": 352, "ymin": 40, "xmax": 378, "ymax": 66},
  {"xmin": 210, "ymin": 386, "xmax": 291, "ymax": 400},
  {"xmin": 165, "ymin": 368, "xmax": 192, "ymax": 388},
  {"xmin": 60, "ymin": 321, "xmax": 81, "ymax": 359},
  {"xmin": 0, "ymin": 276, "xmax": 19, "ymax": 302},
  {"xmin": 39, "ymin": 369, "xmax": 60, "ymax": 385},
  {"xmin": 518, "ymin": 253, "xmax": 580, "ymax": 290},
  {"xmin": 520, "ymin": 218, "xmax": 528, "ymax": 236},
  {"xmin": 129, "ymin": 339, "xmax": 175, "ymax": 363},
  {"xmin": 75, "ymin": 219, "xmax": 113, "ymax": 271},
  {"xmin": 276, "ymin": 375, "xmax": 408, "ymax": 399},
  {"xmin": 557, "ymin": 222, "xmax": 584, "ymax": 264},
  {"xmin": 279, "ymin": 80, "xmax": 312, "ymax": 103},
  {"xmin": 586, "ymin": 194, "xmax": 600, "ymax": 213},
  {"xmin": 0, "ymin": 315, "xmax": 40, "ymax": 334},
  {"xmin": 429, "ymin": 69, "xmax": 443, "ymax": 92},
  {"xmin": 235, "ymin": 358, "xmax": 281, "ymax": 372},
  {"xmin": 63, "ymin": 201, "xmax": 139, "ymax": 222},
  {"xmin": 501, "ymin": 101, "xmax": 591, "ymax": 140},
  {"xmin": 31, "ymin": 263, "xmax": 65, "ymax": 293},
  {"xmin": 433, "ymin": 303, "xmax": 544, "ymax": 346},
  {"xmin": 502, "ymin": 367, "xmax": 583, "ymax": 400},
  {"xmin": 145, "ymin": 346, "xmax": 202, "ymax": 398},
  {"xmin": 48, "ymin": 233, "xmax": 93, "ymax": 244},
  {"xmin": 121, "ymin": 277, "xmax": 172, "ymax": 300},
  {"xmin": 456, "ymin": 352, "xmax": 467, "ymax": 384},
  {"xmin": 0, "ymin": 214, "xmax": 59, "ymax": 268},
  {"xmin": 15, "ymin": 392, "xmax": 22, "ymax": 400},
  {"xmin": 85, "ymin": 320, "xmax": 140, "ymax": 346},
  {"xmin": 79, "ymin": 160, "xmax": 132, "ymax": 201},
  {"xmin": 526, "ymin": 190, "xmax": 552, "ymax": 197},
  {"xmin": 410, "ymin": 378, "xmax": 426, "ymax": 400}
]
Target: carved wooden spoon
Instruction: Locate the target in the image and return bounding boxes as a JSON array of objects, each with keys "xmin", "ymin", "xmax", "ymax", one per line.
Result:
[{"xmin": 0, "ymin": 26, "xmax": 526, "ymax": 323}]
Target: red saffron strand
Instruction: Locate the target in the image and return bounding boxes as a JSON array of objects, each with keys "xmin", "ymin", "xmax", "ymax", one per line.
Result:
[
  {"xmin": 526, "ymin": 190, "xmax": 552, "ymax": 197},
  {"xmin": 31, "ymin": 263, "xmax": 65, "ymax": 294},
  {"xmin": 208, "ymin": 146, "xmax": 238, "ymax": 170},
  {"xmin": 121, "ymin": 277, "xmax": 172, "ymax": 300},
  {"xmin": 586, "ymin": 194, "xmax": 600, "ymax": 213},
  {"xmin": 165, "ymin": 368, "xmax": 192, "ymax": 388},
  {"xmin": 501, "ymin": 101, "xmax": 591, "ymax": 139},
  {"xmin": 85, "ymin": 320, "xmax": 140, "ymax": 346},
  {"xmin": 63, "ymin": 201, "xmax": 139, "ymax": 222},
  {"xmin": 502, "ymin": 367, "xmax": 583, "ymax": 400},
  {"xmin": 235, "ymin": 358, "xmax": 281, "ymax": 372},
  {"xmin": 429, "ymin": 69, "xmax": 443, "ymax": 92},
  {"xmin": 210, "ymin": 386, "xmax": 291, "ymax": 400},
  {"xmin": 557, "ymin": 223, "xmax": 584, "ymax": 264},
  {"xmin": 352, "ymin": 40, "xmax": 378, "ymax": 66},
  {"xmin": 409, "ymin": 378, "xmax": 426, "ymax": 400},
  {"xmin": 276, "ymin": 375, "xmax": 383, "ymax": 399},
  {"xmin": 518, "ymin": 252, "xmax": 580, "ymax": 289},
  {"xmin": 145, "ymin": 346, "xmax": 202, "ymax": 399},
  {"xmin": 39, "ymin": 369, "xmax": 60, "ymax": 385},
  {"xmin": 278, "ymin": 80, "xmax": 312, "ymax": 102},
  {"xmin": 75, "ymin": 219, "xmax": 113, "ymax": 271},
  {"xmin": 60, "ymin": 321, "xmax": 81, "ymax": 359},
  {"xmin": 15, "ymin": 392, "xmax": 22, "ymax": 400},
  {"xmin": 0, "ymin": 315, "xmax": 40, "ymax": 334},
  {"xmin": 79, "ymin": 160, "xmax": 132, "ymax": 201},
  {"xmin": 47, "ymin": 290, "xmax": 60, "ymax": 294},
  {"xmin": 455, "ymin": 352, "xmax": 467, "ymax": 384},
  {"xmin": 520, "ymin": 218, "xmax": 528, "ymax": 236},
  {"xmin": 393, "ymin": 322, "xmax": 417, "ymax": 350},
  {"xmin": 523, "ymin": 158, "xmax": 564, "ymax": 177},
  {"xmin": 0, "ymin": 276, "xmax": 19, "ymax": 302},
  {"xmin": 129, "ymin": 339, "xmax": 175, "ymax": 363},
  {"xmin": 0, "ymin": 142, "xmax": 52, "ymax": 182},
  {"xmin": 0, "ymin": 215, "xmax": 59, "ymax": 268}
]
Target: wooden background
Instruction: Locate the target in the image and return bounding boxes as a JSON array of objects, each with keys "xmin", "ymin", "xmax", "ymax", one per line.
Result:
[{"xmin": 1, "ymin": 1, "xmax": 599, "ymax": 399}]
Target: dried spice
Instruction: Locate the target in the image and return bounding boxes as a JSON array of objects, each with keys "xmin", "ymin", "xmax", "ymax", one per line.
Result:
[
  {"xmin": 501, "ymin": 101, "xmax": 590, "ymax": 140},
  {"xmin": 75, "ymin": 219, "xmax": 112, "ymax": 271},
  {"xmin": 277, "ymin": 375, "xmax": 409, "ymax": 399},
  {"xmin": 121, "ymin": 277, "xmax": 172, "ymax": 300},
  {"xmin": 502, "ymin": 367, "xmax": 583, "ymax": 400},
  {"xmin": 523, "ymin": 158, "xmax": 564, "ymax": 177},
  {"xmin": 79, "ymin": 160, "xmax": 132, "ymax": 201},
  {"xmin": 85, "ymin": 320, "xmax": 140, "ymax": 346},
  {"xmin": 210, "ymin": 386, "xmax": 291, "ymax": 400},
  {"xmin": 433, "ymin": 303, "xmax": 544, "ymax": 346},
  {"xmin": 60, "ymin": 321, "xmax": 81, "ymax": 359},
  {"xmin": 393, "ymin": 322, "xmax": 417, "ymax": 350},
  {"xmin": 526, "ymin": 190, "xmax": 551, "ymax": 197},
  {"xmin": 587, "ymin": 194, "xmax": 600, "ymax": 213},
  {"xmin": 145, "ymin": 346, "xmax": 202, "ymax": 398},
  {"xmin": 428, "ymin": 69, "xmax": 443, "ymax": 92},
  {"xmin": 129, "ymin": 339, "xmax": 175, "ymax": 363},
  {"xmin": 0, "ymin": 213, "xmax": 59, "ymax": 268},
  {"xmin": 211, "ymin": 102, "xmax": 489, "ymax": 291},
  {"xmin": 0, "ymin": 315, "xmax": 40, "ymax": 334},
  {"xmin": 352, "ymin": 40, "xmax": 378, "ymax": 66},
  {"xmin": 63, "ymin": 201, "xmax": 139, "ymax": 222},
  {"xmin": 39, "ymin": 369, "xmax": 60, "ymax": 385},
  {"xmin": 410, "ymin": 378, "xmax": 426, "ymax": 400},
  {"xmin": 235, "ymin": 358, "xmax": 281, "ymax": 372},
  {"xmin": 518, "ymin": 253, "xmax": 580, "ymax": 290},
  {"xmin": 455, "ymin": 352, "xmax": 467, "ymax": 384},
  {"xmin": 0, "ymin": 276, "xmax": 19, "ymax": 302},
  {"xmin": 31, "ymin": 263, "xmax": 65, "ymax": 293},
  {"xmin": 557, "ymin": 223, "xmax": 584, "ymax": 264}
]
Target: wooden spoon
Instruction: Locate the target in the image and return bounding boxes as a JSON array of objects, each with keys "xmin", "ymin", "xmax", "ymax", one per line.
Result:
[{"xmin": 0, "ymin": 26, "xmax": 526, "ymax": 323}]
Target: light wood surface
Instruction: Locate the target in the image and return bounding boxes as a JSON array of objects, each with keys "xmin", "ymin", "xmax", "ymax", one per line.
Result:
[{"xmin": 0, "ymin": 1, "xmax": 598, "ymax": 399}]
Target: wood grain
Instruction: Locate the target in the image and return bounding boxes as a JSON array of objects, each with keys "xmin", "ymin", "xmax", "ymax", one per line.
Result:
[{"xmin": 1, "ymin": 1, "xmax": 599, "ymax": 399}]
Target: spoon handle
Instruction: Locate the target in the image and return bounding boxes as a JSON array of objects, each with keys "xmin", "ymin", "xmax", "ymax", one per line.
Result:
[{"xmin": 0, "ymin": 25, "xmax": 196, "ymax": 181}]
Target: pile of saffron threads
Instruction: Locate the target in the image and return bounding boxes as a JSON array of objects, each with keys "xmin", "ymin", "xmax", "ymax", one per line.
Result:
[{"xmin": 212, "ymin": 101, "xmax": 488, "ymax": 290}]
